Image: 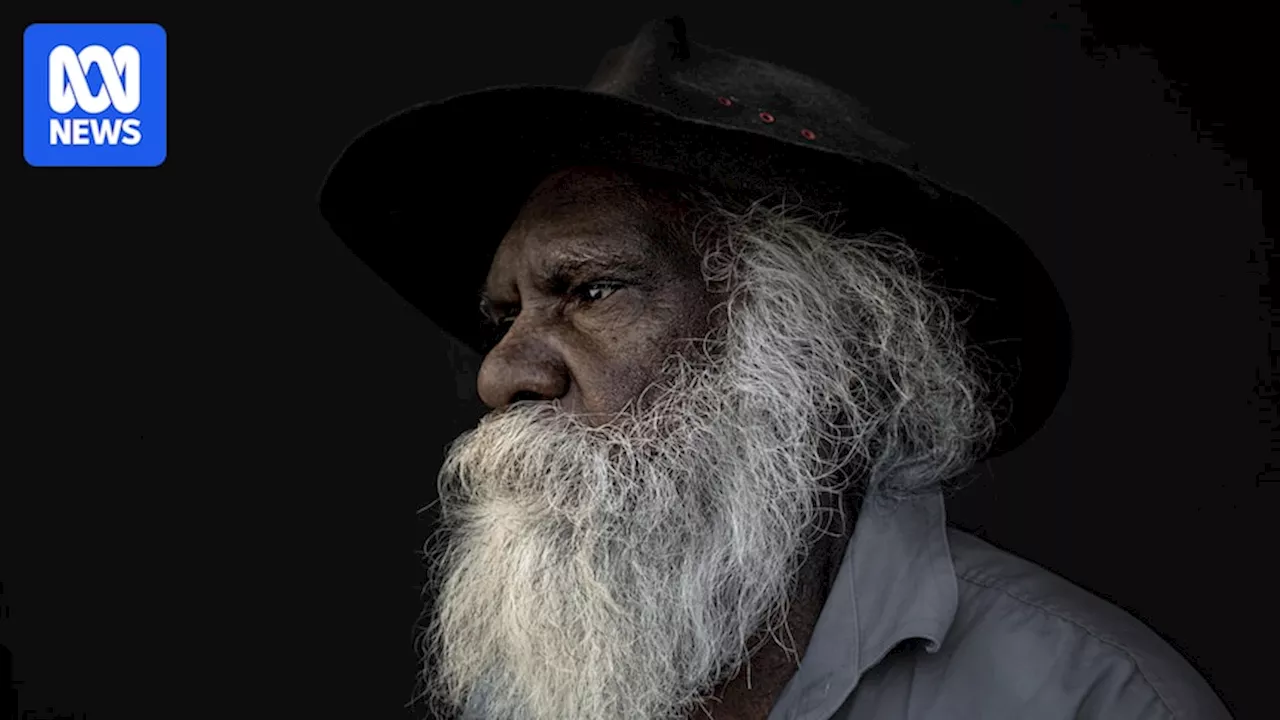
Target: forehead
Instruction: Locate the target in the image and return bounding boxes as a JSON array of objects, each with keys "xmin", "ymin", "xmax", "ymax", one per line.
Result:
[{"xmin": 484, "ymin": 167, "xmax": 688, "ymax": 293}]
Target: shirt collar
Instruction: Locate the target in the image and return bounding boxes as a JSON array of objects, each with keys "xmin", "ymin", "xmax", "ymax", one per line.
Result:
[{"xmin": 768, "ymin": 491, "xmax": 959, "ymax": 720}]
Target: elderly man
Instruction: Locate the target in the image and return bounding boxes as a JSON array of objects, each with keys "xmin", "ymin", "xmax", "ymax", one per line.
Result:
[{"xmin": 319, "ymin": 17, "xmax": 1230, "ymax": 720}]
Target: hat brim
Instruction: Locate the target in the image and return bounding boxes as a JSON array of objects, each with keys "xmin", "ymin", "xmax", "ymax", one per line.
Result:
[{"xmin": 318, "ymin": 85, "xmax": 1071, "ymax": 457}]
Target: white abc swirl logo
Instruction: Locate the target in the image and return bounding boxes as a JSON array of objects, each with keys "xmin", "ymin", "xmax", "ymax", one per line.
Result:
[{"xmin": 48, "ymin": 44, "xmax": 140, "ymax": 114}]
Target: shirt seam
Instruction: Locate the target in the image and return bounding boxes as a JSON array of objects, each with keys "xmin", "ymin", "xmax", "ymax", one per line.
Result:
[
  {"xmin": 954, "ymin": 569, "xmax": 1180, "ymax": 719},
  {"xmin": 793, "ymin": 559, "xmax": 863, "ymax": 719}
]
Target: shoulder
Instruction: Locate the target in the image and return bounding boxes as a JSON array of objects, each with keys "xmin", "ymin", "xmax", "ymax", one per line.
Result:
[{"xmin": 941, "ymin": 529, "xmax": 1232, "ymax": 719}]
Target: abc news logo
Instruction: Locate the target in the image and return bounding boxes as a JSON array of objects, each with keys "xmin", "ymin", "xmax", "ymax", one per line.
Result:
[
  {"xmin": 23, "ymin": 24, "xmax": 166, "ymax": 167},
  {"xmin": 48, "ymin": 43, "xmax": 143, "ymax": 146}
]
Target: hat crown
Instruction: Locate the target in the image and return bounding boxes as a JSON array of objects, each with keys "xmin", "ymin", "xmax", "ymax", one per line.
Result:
[
  {"xmin": 586, "ymin": 17, "xmax": 916, "ymax": 168},
  {"xmin": 316, "ymin": 15, "xmax": 1073, "ymax": 459}
]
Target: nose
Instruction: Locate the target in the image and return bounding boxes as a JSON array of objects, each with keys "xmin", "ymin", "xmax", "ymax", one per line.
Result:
[{"xmin": 476, "ymin": 324, "xmax": 570, "ymax": 409}]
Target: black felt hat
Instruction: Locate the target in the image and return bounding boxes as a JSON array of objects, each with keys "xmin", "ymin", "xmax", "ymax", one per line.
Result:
[{"xmin": 318, "ymin": 16, "xmax": 1072, "ymax": 458}]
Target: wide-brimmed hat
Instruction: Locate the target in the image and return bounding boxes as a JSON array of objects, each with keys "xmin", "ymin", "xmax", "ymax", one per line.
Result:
[{"xmin": 318, "ymin": 16, "xmax": 1071, "ymax": 458}]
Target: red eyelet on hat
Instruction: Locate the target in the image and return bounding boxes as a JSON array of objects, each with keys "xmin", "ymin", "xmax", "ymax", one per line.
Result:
[
  {"xmin": 717, "ymin": 96, "xmax": 733, "ymax": 106},
  {"xmin": 758, "ymin": 111, "xmax": 775, "ymax": 123},
  {"xmin": 800, "ymin": 128, "xmax": 817, "ymax": 140}
]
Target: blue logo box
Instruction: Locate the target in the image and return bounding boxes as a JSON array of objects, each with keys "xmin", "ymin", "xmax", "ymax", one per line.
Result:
[{"xmin": 23, "ymin": 23, "xmax": 167, "ymax": 167}]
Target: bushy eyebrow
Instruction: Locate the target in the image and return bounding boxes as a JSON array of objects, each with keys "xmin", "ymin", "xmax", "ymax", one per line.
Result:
[
  {"xmin": 477, "ymin": 243, "xmax": 651, "ymax": 321},
  {"xmin": 540, "ymin": 248, "xmax": 649, "ymax": 285}
]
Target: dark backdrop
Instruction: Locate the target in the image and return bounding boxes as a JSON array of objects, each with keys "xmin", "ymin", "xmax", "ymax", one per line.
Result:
[{"xmin": 3, "ymin": 3, "xmax": 1272, "ymax": 719}]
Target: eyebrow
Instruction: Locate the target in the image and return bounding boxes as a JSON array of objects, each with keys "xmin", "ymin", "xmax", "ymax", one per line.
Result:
[
  {"xmin": 478, "ymin": 244, "xmax": 651, "ymax": 320},
  {"xmin": 541, "ymin": 247, "xmax": 649, "ymax": 282}
]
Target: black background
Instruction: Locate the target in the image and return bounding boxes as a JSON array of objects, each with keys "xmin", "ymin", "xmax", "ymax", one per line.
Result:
[{"xmin": 3, "ymin": 2, "xmax": 1273, "ymax": 719}]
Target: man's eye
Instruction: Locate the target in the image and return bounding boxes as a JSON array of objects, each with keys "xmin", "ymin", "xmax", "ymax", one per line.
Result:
[
  {"xmin": 480, "ymin": 308, "xmax": 509, "ymax": 325},
  {"xmin": 575, "ymin": 281, "xmax": 623, "ymax": 303},
  {"xmin": 475, "ymin": 319, "xmax": 508, "ymax": 353}
]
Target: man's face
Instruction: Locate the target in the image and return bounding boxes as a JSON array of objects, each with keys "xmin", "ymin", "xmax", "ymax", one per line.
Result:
[
  {"xmin": 420, "ymin": 164, "xmax": 992, "ymax": 720},
  {"xmin": 477, "ymin": 165, "xmax": 717, "ymax": 417}
]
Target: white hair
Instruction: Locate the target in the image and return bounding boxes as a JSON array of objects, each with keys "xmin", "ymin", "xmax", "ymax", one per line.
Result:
[{"xmin": 415, "ymin": 195, "xmax": 996, "ymax": 720}]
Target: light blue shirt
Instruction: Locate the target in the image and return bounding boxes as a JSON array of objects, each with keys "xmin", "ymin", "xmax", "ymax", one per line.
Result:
[{"xmin": 768, "ymin": 492, "xmax": 1233, "ymax": 719}]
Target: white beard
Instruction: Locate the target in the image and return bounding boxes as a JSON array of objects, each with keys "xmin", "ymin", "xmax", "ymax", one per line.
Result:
[{"xmin": 420, "ymin": 208, "xmax": 993, "ymax": 720}]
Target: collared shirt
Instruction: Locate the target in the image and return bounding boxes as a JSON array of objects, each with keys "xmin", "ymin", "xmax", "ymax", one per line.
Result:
[{"xmin": 768, "ymin": 492, "xmax": 1233, "ymax": 720}]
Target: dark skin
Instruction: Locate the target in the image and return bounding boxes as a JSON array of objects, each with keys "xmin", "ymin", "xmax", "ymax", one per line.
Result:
[{"xmin": 477, "ymin": 165, "xmax": 850, "ymax": 720}]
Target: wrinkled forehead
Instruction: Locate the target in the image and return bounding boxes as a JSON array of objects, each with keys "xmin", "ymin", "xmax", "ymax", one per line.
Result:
[
  {"xmin": 513, "ymin": 168, "xmax": 656, "ymax": 241},
  {"xmin": 485, "ymin": 166, "xmax": 700, "ymax": 288}
]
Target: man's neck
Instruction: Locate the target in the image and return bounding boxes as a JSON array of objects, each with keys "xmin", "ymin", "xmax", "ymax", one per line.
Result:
[{"xmin": 698, "ymin": 518, "xmax": 851, "ymax": 720}]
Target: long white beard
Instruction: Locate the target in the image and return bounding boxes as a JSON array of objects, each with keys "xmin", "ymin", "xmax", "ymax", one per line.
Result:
[{"xmin": 420, "ymin": 207, "xmax": 993, "ymax": 720}]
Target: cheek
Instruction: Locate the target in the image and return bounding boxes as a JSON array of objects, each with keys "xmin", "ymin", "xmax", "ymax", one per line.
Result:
[
  {"xmin": 577, "ymin": 293, "xmax": 715, "ymax": 412},
  {"xmin": 577, "ymin": 319, "xmax": 670, "ymax": 410},
  {"xmin": 599, "ymin": 291, "xmax": 709, "ymax": 356}
]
